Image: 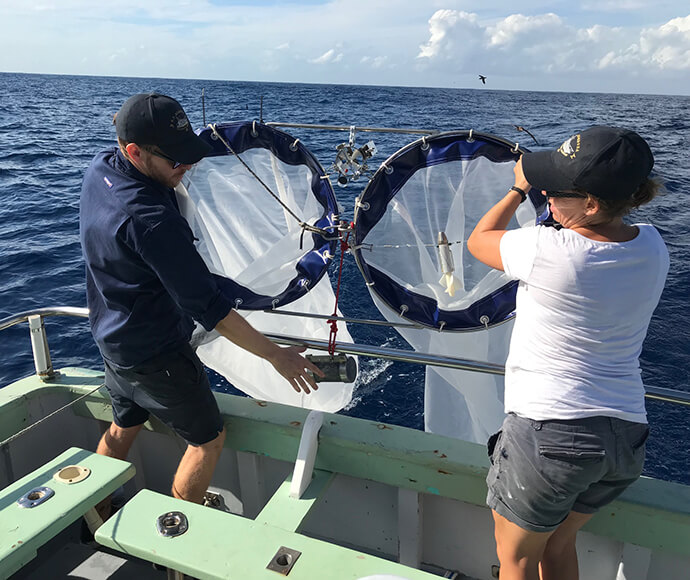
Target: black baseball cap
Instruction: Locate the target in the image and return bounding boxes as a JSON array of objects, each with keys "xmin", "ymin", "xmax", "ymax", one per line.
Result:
[
  {"xmin": 522, "ymin": 126, "xmax": 654, "ymax": 200},
  {"xmin": 115, "ymin": 93, "xmax": 212, "ymax": 165}
]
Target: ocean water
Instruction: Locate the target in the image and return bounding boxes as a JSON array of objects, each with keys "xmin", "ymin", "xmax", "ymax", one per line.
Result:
[{"xmin": 0, "ymin": 72, "xmax": 688, "ymax": 484}]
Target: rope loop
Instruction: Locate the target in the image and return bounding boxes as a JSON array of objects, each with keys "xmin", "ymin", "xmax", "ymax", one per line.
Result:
[
  {"xmin": 251, "ymin": 120, "xmax": 259, "ymax": 138},
  {"xmin": 327, "ymin": 231, "xmax": 351, "ymax": 356}
]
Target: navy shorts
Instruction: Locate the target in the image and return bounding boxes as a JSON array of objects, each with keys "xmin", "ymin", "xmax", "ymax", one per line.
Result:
[
  {"xmin": 103, "ymin": 344, "xmax": 224, "ymax": 446},
  {"xmin": 486, "ymin": 413, "xmax": 649, "ymax": 533}
]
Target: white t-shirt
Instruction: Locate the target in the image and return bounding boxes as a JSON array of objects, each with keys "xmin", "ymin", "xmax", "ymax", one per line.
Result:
[{"xmin": 499, "ymin": 224, "xmax": 669, "ymax": 423}]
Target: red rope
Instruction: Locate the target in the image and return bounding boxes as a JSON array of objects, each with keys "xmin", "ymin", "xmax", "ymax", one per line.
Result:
[{"xmin": 328, "ymin": 228, "xmax": 351, "ymax": 356}]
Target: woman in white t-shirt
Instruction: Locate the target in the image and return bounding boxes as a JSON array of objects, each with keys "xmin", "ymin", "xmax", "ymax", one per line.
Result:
[{"xmin": 467, "ymin": 126, "xmax": 669, "ymax": 580}]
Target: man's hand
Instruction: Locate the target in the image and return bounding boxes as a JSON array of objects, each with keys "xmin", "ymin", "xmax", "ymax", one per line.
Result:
[
  {"xmin": 267, "ymin": 345, "xmax": 325, "ymax": 394},
  {"xmin": 215, "ymin": 310, "xmax": 325, "ymax": 394}
]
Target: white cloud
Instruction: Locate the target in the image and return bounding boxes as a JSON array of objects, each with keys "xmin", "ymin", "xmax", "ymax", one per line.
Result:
[
  {"xmin": 417, "ymin": 9, "xmax": 690, "ymax": 78},
  {"xmin": 639, "ymin": 16, "xmax": 690, "ymax": 69},
  {"xmin": 487, "ymin": 13, "xmax": 564, "ymax": 48},
  {"xmin": 361, "ymin": 56, "xmax": 389, "ymax": 69},
  {"xmin": 418, "ymin": 10, "xmax": 482, "ymax": 60},
  {"xmin": 311, "ymin": 49, "xmax": 344, "ymax": 64}
]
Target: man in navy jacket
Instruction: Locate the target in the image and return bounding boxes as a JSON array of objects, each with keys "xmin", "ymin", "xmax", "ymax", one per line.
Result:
[{"xmin": 80, "ymin": 93, "xmax": 321, "ymax": 509}]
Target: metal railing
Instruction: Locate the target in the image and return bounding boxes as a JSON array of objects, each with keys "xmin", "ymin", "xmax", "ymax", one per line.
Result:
[
  {"xmin": 1, "ymin": 307, "xmax": 689, "ymax": 407},
  {"xmin": 0, "ymin": 307, "xmax": 89, "ymax": 380},
  {"xmin": 265, "ymin": 122, "xmax": 439, "ymax": 136}
]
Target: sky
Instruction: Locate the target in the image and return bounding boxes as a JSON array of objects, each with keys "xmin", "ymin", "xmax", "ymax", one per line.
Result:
[{"xmin": 2, "ymin": 0, "xmax": 689, "ymax": 95}]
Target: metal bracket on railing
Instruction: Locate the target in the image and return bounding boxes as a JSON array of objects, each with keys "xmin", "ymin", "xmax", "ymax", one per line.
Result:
[{"xmin": 28, "ymin": 315, "xmax": 55, "ymax": 381}]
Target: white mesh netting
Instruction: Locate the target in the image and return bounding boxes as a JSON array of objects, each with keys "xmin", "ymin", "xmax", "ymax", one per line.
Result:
[
  {"xmin": 359, "ymin": 154, "xmax": 537, "ymax": 442},
  {"xmin": 178, "ymin": 149, "xmax": 354, "ymax": 412}
]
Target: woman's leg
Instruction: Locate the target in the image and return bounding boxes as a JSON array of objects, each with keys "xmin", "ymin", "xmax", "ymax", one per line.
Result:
[
  {"xmin": 540, "ymin": 511, "xmax": 593, "ymax": 580},
  {"xmin": 492, "ymin": 510, "xmax": 553, "ymax": 580},
  {"xmin": 493, "ymin": 509, "xmax": 592, "ymax": 580}
]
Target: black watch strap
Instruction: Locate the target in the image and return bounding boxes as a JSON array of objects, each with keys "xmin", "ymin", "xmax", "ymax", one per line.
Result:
[{"xmin": 510, "ymin": 186, "xmax": 527, "ymax": 203}]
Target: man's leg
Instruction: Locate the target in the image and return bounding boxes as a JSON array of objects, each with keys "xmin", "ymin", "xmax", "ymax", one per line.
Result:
[
  {"xmin": 539, "ymin": 511, "xmax": 592, "ymax": 580},
  {"xmin": 94, "ymin": 422, "xmax": 144, "ymax": 519},
  {"xmin": 171, "ymin": 427, "xmax": 227, "ymax": 504},
  {"xmin": 97, "ymin": 422, "xmax": 144, "ymax": 460},
  {"xmin": 492, "ymin": 510, "xmax": 553, "ymax": 580}
]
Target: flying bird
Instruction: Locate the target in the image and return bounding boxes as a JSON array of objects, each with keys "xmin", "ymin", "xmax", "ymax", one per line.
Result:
[
  {"xmin": 513, "ymin": 125, "xmax": 540, "ymax": 146},
  {"xmin": 478, "ymin": 75, "xmax": 487, "ymax": 84}
]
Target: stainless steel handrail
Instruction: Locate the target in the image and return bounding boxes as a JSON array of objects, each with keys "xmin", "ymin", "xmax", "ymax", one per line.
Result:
[
  {"xmin": 266, "ymin": 122, "xmax": 439, "ymax": 135},
  {"xmin": 0, "ymin": 307, "xmax": 89, "ymax": 380},
  {"xmin": 0, "ymin": 307, "xmax": 89, "ymax": 332},
  {"xmin": 265, "ymin": 332, "xmax": 506, "ymax": 376},
  {"xmin": 2, "ymin": 307, "xmax": 689, "ymax": 407}
]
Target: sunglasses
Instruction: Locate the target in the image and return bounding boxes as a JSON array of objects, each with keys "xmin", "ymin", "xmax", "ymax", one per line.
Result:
[
  {"xmin": 545, "ymin": 191, "xmax": 587, "ymax": 199},
  {"xmin": 146, "ymin": 147, "xmax": 182, "ymax": 169}
]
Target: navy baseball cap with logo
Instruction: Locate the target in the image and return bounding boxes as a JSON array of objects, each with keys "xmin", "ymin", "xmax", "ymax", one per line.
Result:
[
  {"xmin": 115, "ymin": 93, "xmax": 212, "ymax": 165},
  {"xmin": 522, "ymin": 126, "xmax": 654, "ymax": 201}
]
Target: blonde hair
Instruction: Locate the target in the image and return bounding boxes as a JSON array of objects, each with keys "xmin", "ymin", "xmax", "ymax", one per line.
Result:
[{"xmin": 587, "ymin": 178, "xmax": 662, "ymax": 220}]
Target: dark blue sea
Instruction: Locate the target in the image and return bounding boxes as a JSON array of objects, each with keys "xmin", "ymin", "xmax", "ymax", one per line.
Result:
[{"xmin": 1, "ymin": 72, "xmax": 688, "ymax": 485}]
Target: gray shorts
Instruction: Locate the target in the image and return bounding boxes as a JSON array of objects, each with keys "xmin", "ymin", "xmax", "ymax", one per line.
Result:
[
  {"xmin": 486, "ymin": 413, "xmax": 649, "ymax": 533},
  {"xmin": 104, "ymin": 344, "xmax": 224, "ymax": 446}
]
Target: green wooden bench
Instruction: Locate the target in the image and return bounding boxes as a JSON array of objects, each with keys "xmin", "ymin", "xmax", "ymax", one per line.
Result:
[
  {"xmin": 254, "ymin": 469, "xmax": 335, "ymax": 532},
  {"xmin": 0, "ymin": 447, "xmax": 135, "ymax": 579},
  {"xmin": 95, "ymin": 486, "xmax": 438, "ymax": 580}
]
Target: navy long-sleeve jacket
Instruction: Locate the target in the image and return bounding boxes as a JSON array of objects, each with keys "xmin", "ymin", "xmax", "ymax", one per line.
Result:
[{"xmin": 80, "ymin": 147, "xmax": 232, "ymax": 367}]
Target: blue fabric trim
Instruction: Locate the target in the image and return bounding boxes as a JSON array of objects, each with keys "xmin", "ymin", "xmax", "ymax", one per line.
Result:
[
  {"xmin": 367, "ymin": 266, "xmax": 518, "ymax": 329},
  {"xmin": 355, "ymin": 132, "xmax": 523, "ymax": 240},
  {"xmin": 195, "ymin": 122, "xmax": 338, "ymax": 310}
]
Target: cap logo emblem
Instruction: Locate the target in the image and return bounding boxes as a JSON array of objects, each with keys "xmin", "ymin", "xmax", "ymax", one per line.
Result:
[
  {"xmin": 558, "ymin": 134, "xmax": 580, "ymax": 159},
  {"xmin": 170, "ymin": 110, "xmax": 190, "ymax": 132}
]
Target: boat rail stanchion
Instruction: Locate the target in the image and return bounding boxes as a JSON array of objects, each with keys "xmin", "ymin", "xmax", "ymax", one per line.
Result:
[
  {"xmin": 290, "ymin": 410, "xmax": 324, "ymax": 499},
  {"xmin": 28, "ymin": 315, "xmax": 55, "ymax": 381}
]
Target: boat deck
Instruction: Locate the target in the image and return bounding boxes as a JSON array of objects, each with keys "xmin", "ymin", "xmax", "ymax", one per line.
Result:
[{"xmin": 2, "ymin": 368, "xmax": 690, "ymax": 580}]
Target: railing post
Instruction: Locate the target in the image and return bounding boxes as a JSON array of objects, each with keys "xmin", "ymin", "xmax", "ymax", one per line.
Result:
[{"xmin": 28, "ymin": 315, "xmax": 55, "ymax": 381}]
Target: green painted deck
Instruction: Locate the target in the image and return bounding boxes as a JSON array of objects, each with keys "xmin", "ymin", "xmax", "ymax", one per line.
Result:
[
  {"xmin": 96, "ymin": 489, "xmax": 438, "ymax": 579},
  {"xmin": 0, "ymin": 447, "xmax": 135, "ymax": 579}
]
